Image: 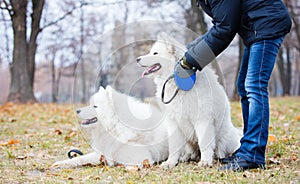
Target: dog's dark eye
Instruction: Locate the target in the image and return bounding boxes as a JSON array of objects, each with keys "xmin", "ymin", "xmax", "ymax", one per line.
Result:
[
  {"xmin": 93, "ymin": 105, "xmax": 98, "ymax": 108},
  {"xmin": 153, "ymin": 52, "xmax": 158, "ymax": 55}
]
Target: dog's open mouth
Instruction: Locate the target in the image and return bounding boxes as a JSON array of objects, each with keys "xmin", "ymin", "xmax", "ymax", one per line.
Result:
[
  {"xmin": 141, "ymin": 63, "xmax": 161, "ymax": 77},
  {"xmin": 81, "ymin": 117, "xmax": 98, "ymax": 125}
]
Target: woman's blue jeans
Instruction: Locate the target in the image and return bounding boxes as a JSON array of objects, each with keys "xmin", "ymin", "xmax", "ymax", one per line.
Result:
[{"xmin": 236, "ymin": 37, "xmax": 284, "ymax": 165}]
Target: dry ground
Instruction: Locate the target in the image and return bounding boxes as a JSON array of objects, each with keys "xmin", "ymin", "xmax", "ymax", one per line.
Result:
[{"xmin": 0, "ymin": 97, "xmax": 299, "ymax": 183}]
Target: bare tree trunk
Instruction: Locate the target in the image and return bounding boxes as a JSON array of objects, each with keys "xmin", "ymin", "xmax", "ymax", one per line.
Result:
[
  {"xmin": 5, "ymin": 0, "xmax": 44, "ymax": 103},
  {"xmin": 185, "ymin": 1, "xmax": 224, "ymax": 87},
  {"xmin": 55, "ymin": 68, "xmax": 63, "ymax": 103},
  {"xmin": 79, "ymin": 3, "xmax": 86, "ymax": 103},
  {"xmin": 8, "ymin": 0, "xmax": 36, "ymax": 103},
  {"xmin": 27, "ymin": 0, "xmax": 44, "ymax": 89},
  {"xmin": 277, "ymin": 48, "xmax": 287, "ymax": 96},
  {"xmin": 298, "ymin": 60, "xmax": 300, "ymax": 95},
  {"xmin": 284, "ymin": 0, "xmax": 300, "ymax": 52},
  {"xmin": 185, "ymin": 0, "xmax": 207, "ymax": 35},
  {"xmin": 185, "ymin": 0, "xmax": 207, "ymax": 43},
  {"xmin": 50, "ymin": 52, "xmax": 57, "ymax": 102},
  {"xmin": 284, "ymin": 0, "xmax": 300, "ymax": 95},
  {"xmin": 277, "ymin": 44, "xmax": 295, "ymax": 96},
  {"xmin": 110, "ymin": 4, "xmax": 129, "ymax": 91},
  {"xmin": 0, "ymin": 10, "xmax": 11, "ymax": 63},
  {"xmin": 285, "ymin": 46, "xmax": 291, "ymax": 95},
  {"xmin": 4, "ymin": 0, "xmax": 87, "ymax": 103}
]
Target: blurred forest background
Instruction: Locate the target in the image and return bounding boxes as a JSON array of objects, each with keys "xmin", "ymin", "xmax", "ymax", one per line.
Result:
[{"xmin": 0, "ymin": 0, "xmax": 299, "ymax": 104}]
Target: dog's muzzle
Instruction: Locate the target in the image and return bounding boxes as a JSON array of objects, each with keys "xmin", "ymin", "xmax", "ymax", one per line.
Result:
[{"xmin": 81, "ymin": 117, "xmax": 98, "ymax": 125}]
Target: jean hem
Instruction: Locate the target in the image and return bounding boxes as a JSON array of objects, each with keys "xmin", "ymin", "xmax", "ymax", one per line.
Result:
[{"xmin": 236, "ymin": 152, "xmax": 265, "ymax": 165}]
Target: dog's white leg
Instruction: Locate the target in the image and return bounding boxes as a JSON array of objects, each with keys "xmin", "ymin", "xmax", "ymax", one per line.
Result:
[
  {"xmin": 195, "ymin": 120, "xmax": 216, "ymax": 167},
  {"xmin": 51, "ymin": 151, "xmax": 101, "ymax": 169},
  {"xmin": 223, "ymin": 126, "xmax": 242, "ymax": 157},
  {"xmin": 161, "ymin": 123, "xmax": 186, "ymax": 169}
]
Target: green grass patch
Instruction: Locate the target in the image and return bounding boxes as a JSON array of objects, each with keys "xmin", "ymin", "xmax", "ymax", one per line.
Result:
[{"xmin": 0, "ymin": 98, "xmax": 299, "ymax": 183}]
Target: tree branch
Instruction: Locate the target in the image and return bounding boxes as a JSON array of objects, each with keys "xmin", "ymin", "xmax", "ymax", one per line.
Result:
[
  {"xmin": 0, "ymin": 7, "xmax": 11, "ymax": 63},
  {"xmin": 40, "ymin": 0, "xmax": 143, "ymax": 32},
  {"xmin": 1, "ymin": 0, "xmax": 13, "ymax": 16},
  {"xmin": 40, "ymin": 2, "xmax": 88, "ymax": 32}
]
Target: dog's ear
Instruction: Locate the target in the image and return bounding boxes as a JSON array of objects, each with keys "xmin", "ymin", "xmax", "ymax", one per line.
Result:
[
  {"xmin": 106, "ymin": 85, "xmax": 112, "ymax": 98},
  {"xmin": 98, "ymin": 86, "xmax": 105, "ymax": 92},
  {"xmin": 171, "ymin": 41, "xmax": 186, "ymax": 59},
  {"xmin": 165, "ymin": 34, "xmax": 186, "ymax": 57},
  {"xmin": 157, "ymin": 32, "xmax": 169, "ymax": 42},
  {"xmin": 157, "ymin": 32, "xmax": 186, "ymax": 59}
]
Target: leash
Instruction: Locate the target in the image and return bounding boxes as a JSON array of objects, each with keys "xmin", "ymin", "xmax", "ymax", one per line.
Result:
[
  {"xmin": 68, "ymin": 149, "xmax": 83, "ymax": 159},
  {"xmin": 161, "ymin": 74, "xmax": 179, "ymax": 104}
]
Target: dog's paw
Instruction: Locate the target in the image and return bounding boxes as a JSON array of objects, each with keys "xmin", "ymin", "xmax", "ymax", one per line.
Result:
[
  {"xmin": 198, "ymin": 159, "xmax": 213, "ymax": 167},
  {"xmin": 50, "ymin": 160, "xmax": 74, "ymax": 169},
  {"xmin": 50, "ymin": 161, "xmax": 62, "ymax": 169},
  {"xmin": 160, "ymin": 160, "xmax": 176, "ymax": 170}
]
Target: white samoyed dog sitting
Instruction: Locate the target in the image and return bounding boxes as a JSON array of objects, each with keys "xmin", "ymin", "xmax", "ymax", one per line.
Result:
[
  {"xmin": 137, "ymin": 32, "xmax": 242, "ymax": 169},
  {"xmin": 52, "ymin": 86, "xmax": 198, "ymax": 168}
]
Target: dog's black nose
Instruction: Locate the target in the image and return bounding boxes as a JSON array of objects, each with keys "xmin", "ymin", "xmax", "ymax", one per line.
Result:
[
  {"xmin": 136, "ymin": 57, "xmax": 141, "ymax": 63},
  {"xmin": 76, "ymin": 109, "xmax": 81, "ymax": 114}
]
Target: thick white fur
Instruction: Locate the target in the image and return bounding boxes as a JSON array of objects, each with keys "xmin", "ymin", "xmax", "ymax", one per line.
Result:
[
  {"xmin": 137, "ymin": 32, "xmax": 242, "ymax": 169},
  {"xmin": 52, "ymin": 86, "xmax": 198, "ymax": 169}
]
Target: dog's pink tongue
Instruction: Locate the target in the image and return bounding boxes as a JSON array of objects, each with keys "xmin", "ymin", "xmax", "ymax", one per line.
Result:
[
  {"xmin": 141, "ymin": 65, "xmax": 155, "ymax": 78},
  {"xmin": 80, "ymin": 119, "xmax": 88, "ymax": 125},
  {"xmin": 141, "ymin": 70, "xmax": 147, "ymax": 78}
]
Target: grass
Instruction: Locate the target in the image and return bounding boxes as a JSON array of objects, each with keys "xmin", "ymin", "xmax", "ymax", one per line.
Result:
[{"xmin": 0, "ymin": 97, "xmax": 299, "ymax": 183}]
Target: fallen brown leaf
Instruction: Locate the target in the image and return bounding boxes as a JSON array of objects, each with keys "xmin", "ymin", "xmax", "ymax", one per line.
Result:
[
  {"xmin": 294, "ymin": 115, "xmax": 300, "ymax": 121},
  {"xmin": 99, "ymin": 155, "xmax": 109, "ymax": 168},
  {"xmin": 68, "ymin": 130, "xmax": 76, "ymax": 137},
  {"xmin": 142, "ymin": 159, "xmax": 150, "ymax": 169},
  {"xmin": 54, "ymin": 129, "xmax": 62, "ymax": 135},
  {"xmin": 268, "ymin": 134, "xmax": 277, "ymax": 143},
  {"xmin": 1, "ymin": 139, "xmax": 20, "ymax": 146}
]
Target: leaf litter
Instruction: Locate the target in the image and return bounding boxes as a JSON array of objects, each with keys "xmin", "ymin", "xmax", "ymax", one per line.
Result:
[{"xmin": 0, "ymin": 98, "xmax": 299, "ymax": 183}]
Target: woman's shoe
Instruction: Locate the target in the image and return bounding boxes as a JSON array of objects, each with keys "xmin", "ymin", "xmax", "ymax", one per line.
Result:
[
  {"xmin": 218, "ymin": 156, "xmax": 265, "ymax": 172},
  {"xmin": 219, "ymin": 150, "xmax": 238, "ymax": 164}
]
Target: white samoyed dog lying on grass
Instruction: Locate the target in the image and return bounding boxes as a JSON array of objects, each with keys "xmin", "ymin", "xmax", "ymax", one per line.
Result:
[
  {"xmin": 52, "ymin": 86, "xmax": 199, "ymax": 169},
  {"xmin": 137, "ymin": 32, "xmax": 242, "ymax": 169}
]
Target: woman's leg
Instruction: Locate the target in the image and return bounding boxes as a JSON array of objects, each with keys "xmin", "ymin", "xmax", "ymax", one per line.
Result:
[
  {"xmin": 236, "ymin": 37, "xmax": 284, "ymax": 165},
  {"xmin": 236, "ymin": 46, "xmax": 250, "ymax": 135}
]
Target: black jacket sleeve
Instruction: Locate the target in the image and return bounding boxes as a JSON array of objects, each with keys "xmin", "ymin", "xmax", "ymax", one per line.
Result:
[
  {"xmin": 186, "ymin": 0, "xmax": 241, "ymax": 70},
  {"xmin": 204, "ymin": 0, "xmax": 241, "ymax": 56}
]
